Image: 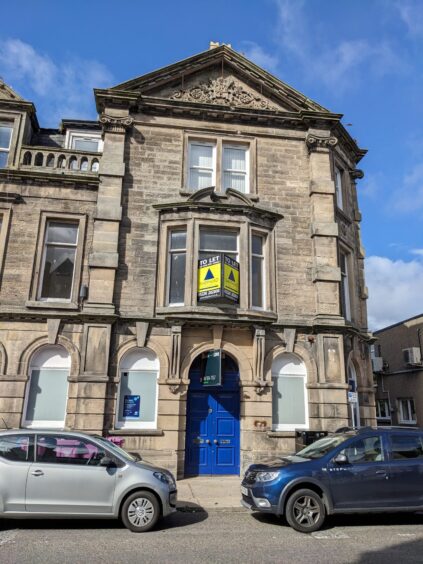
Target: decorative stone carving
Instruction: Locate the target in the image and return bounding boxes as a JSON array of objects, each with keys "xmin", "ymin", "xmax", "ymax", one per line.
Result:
[
  {"xmin": 171, "ymin": 76, "xmax": 278, "ymax": 110},
  {"xmin": 47, "ymin": 318, "xmax": 61, "ymax": 345},
  {"xmin": 349, "ymin": 169, "xmax": 364, "ymax": 180},
  {"xmin": 99, "ymin": 114, "xmax": 134, "ymax": 133},
  {"xmin": 170, "ymin": 325, "xmax": 182, "ymax": 380},
  {"xmin": 135, "ymin": 322, "xmax": 149, "ymax": 348},
  {"xmin": 253, "ymin": 327, "xmax": 269, "ymax": 394},
  {"xmin": 283, "ymin": 328, "xmax": 296, "ymax": 353},
  {"xmin": 305, "ymin": 134, "xmax": 338, "ymax": 152}
]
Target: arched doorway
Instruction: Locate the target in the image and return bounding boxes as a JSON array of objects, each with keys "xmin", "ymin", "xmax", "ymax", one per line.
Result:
[{"xmin": 185, "ymin": 353, "xmax": 240, "ymax": 476}]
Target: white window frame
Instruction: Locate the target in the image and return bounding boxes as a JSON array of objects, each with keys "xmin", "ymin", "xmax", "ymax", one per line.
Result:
[
  {"xmin": 116, "ymin": 349, "xmax": 159, "ymax": 430},
  {"xmin": 167, "ymin": 228, "xmax": 187, "ymax": 306},
  {"xmin": 334, "ymin": 166, "xmax": 344, "ymax": 210},
  {"xmin": 376, "ymin": 399, "xmax": 391, "ymax": 421},
  {"xmin": 251, "ymin": 231, "xmax": 266, "ymax": 310},
  {"xmin": 188, "ymin": 141, "xmax": 216, "ymax": 191},
  {"xmin": 37, "ymin": 220, "xmax": 79, "ymax": 302},
  {"xmin": 0, "ymin": 123, "xmax": 13, "ymax": 168},
  {"xmin": 65, "ymin": 130, "xmax": 103, "ymax": 153},
  {"xmin": 272, "ymin": 355, "xmax": 309, "ymax": 431},
  {"xmin": 340, "ymin": 250, "xmax": 351, "ymax": 321},
  {"xmin": 22, "ymin": 346, "xmax": 70, "ymax": 429},
  {"xmin": 221, "ymin": 143, "xmax": 249, "ymax": 194},
  {"xmin": 398, "ymin": 398, "xmax": 417, "ymax": 424}
]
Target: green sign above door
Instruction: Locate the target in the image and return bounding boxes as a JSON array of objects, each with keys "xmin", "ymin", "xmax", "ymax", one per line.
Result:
[{"xmin": 202, "ymin": 350, "xmax": 222, "ymax": 386}]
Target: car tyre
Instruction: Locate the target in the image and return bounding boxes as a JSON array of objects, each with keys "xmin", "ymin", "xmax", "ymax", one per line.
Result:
[
  {"xmin": 285, "ymin": 488, "xmax": 325, "ymax": 533},
  {"xmin": 121, "ymin": 490, "xmax": 160, "ymax": 532}
]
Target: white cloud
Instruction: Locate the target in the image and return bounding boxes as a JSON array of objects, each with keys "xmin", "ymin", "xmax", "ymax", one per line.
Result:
[
  {"xmin": 389, "ymin": 162, "xmax": 423, "ymax": 214},
  {"xmin": 240, "ymin": 41, "xmax": 279, "ymax": 73},
  {"xmin": 366, "ymin": 255, "xmax": 423, "ymax": 330},
  {"xmin": 410, "ymin": 249, "xmax": 423, "ymax": 256},
  {"xmin": 0, "ymin": 39, "xmax": 114, "ymax": 127},
  {"xmin": 396, "ymin": 0, "xmax": 423, "ymax": 37}
]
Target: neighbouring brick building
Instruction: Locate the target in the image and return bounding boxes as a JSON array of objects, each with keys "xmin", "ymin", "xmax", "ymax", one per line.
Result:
[
  {"xmin": 0, "ymin": 43, "xmax": 375, "ymax": 476},
  {"xmin": 373, "ymin": 314, "xmax": 423, "ymax": 428}
]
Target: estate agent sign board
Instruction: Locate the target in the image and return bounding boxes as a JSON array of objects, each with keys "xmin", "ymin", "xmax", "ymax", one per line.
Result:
[{"xmin": 197, "ymin": 254, "xmax": 240, "ymax": 303}]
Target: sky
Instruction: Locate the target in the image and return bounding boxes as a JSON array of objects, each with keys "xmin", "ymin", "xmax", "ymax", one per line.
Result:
[{"xmin": 1, "ymin": 0, "xmax": 422, "ymax": 331}]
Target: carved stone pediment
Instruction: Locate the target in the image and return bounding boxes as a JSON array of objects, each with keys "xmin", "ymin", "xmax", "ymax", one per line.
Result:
[
  {"xmin": 187, "ymin": 186, "xmax": 255, "ymax": 206},
  {"xmin": 170, "ymin": 76, "xmax": 278, "ymax": 111},
  {"xmin": 0, "ymin": 80, "xmax": 23, "ymax": 101}
]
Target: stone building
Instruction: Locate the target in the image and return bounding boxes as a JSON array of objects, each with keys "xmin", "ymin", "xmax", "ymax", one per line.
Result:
[
  {"xmin": 0, "ymin": 44, "xmax": 375, "ymax": 476},
  {"xmin": 373, "ymin": 314, "xmax": 423, "ymax": 428}
]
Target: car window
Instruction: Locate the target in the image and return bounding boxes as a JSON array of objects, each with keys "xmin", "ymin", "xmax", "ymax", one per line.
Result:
[
  {"xmin": 0, "ymin": 434, "xmax": 34, "ymax": 462},
  {"xmin": 296, "ymin": 435, "xmax": 349, "ymax": 459},
  {"xmin": 340, "ymin": 435, "xmax": 384, "ymax": 463},
  {"xmin": 36, "ymin": 435, "xmax": 107, "ymax": 466},
  {"xmin": 390, "ymin": 434, "xmax": 423, "ymax": 460}
]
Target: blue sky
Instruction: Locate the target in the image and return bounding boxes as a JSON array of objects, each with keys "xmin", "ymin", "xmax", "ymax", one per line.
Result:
[{"xmin": 1, "ymin": 0, "xmax": 423, "ymax": 330}]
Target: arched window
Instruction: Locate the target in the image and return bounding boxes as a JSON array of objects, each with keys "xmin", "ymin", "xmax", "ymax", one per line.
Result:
[
  {"xmin": 46, "ymin": 153, "xmax": 55, "ymax": 168},
  {"xmin": 347, "ymin": 361, "xmax": 360, "ymax": 428},
  {"xmin": 272, "ymin": 353, "xmax": 308, "ymax": 431},
  {"xmin": 117, "ymin": 348, "xmax": 159, "ymax": 429},
  {"xmin": 34, "ymin": 152, "xmax": 44, "ymax": 166},
  {"xmin": 23, "ymin": 345, "xmax": 70, "ymax": 428}
]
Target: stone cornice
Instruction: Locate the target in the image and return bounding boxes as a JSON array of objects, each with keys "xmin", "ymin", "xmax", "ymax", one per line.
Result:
[
  {"xmin": 94, "ymin": 89, "xmax": 140, "ymax": 113},
  {"xmin": 0, "ymin": 168, "xmax": 99, "ymax": 190}
]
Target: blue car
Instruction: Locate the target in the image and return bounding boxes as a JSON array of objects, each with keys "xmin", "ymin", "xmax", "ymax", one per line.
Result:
[{"xmin": 241, "ymin": 426, "xmax": 423, "ymax": 533}]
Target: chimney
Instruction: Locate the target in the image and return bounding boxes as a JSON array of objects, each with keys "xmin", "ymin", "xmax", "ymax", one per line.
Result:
[{"xmin": 209, "ymin": 41, "xmax": 220, "ymax": 50}]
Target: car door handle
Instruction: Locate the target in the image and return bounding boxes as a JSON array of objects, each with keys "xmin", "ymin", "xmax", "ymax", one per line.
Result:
[
  {"xmin": 375, "ymin": 470, "xmax": 386, "ymax": 475},
  {"xmin": 31, "ymin": 470, "xmax": 44, "ymax": 476}
]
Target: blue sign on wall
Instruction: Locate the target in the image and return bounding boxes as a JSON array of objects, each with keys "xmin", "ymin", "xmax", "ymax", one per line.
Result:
[{"xmin": 123, "ymin": 395, "xmax": 140, "ymax": 418}]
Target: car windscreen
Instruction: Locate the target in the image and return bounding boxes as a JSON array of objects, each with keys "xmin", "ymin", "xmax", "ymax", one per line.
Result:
[
  {"xmin": 296, "ymin": 435, "xmax": 350, "ymax": 459},
  {"xmin": 93, "ymin": 436, "xmax": 136, "ymax": 462}
]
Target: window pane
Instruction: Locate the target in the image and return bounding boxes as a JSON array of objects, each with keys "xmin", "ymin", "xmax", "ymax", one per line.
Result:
[
  {"xmin": 169, "ymin": 252, "xmax": 186, "ymax": 304},
  {"xmin": 272, "ymin": 376, "xmax": 306, "ymax": 426},
  {"xmin": 252, "ymin": 235, "xmax": 263, "ymax": 255},
  {"xmin": 190, "ymin": 144, "xmax": 213, "ymax": 168},
  {"xmin": 40, "ymin": 246, "xmax": 76, "ymax": 299},
  {"xmin": 0, "ymin": 151, "xmax": 8, "ymax": 168},
  {"xmin": 26, "ymin": 369, "xmax": 68, "ymax": 423},
  {"xmin": 170, "ymin": 231, "xmax": 186, "ymax": 250},
  {"xmin": 46, "ymin": 222, "xmax": 78, "ymax": 245},
  {"xmin": 200, "ymin": 230, "xmax": 237, "ymax": 252},
  {"xmin": 391, "ymin": 434, "xmax": 423, "ymax": 460},
  {"xmin": 252, "ymin": 256, "xmax": 263, "ymax": 308},
  {"xmin": 36, "ymin": 436, "xmax": 106, "ymax": 465},
  {"xmin": 0, "ymin": 126, "xmax": 12, "ymax": 149},
  {"xmin": 189, "ymin": 169, "xmax": 213, "ymax": 190},
  {"xmin": 335, "ymin": 168, "xmax": 343, "ymax": 209},
  {"xmin": 73, "ymin": 138, "xmax": 100, "ymax": 152},
  {"xmin": 118, "ymin": 371, "xmax": 157, "ymax": 423},
  {"xmin": 0, "ymin": 435, "xmax": 33, "ymax": 462},
  {"xmin": 223, "ymin": 147, "xmax": 246, "ymax": 171},
  {"xmin": 341, "ymin": 436, "xmax": 384, "ymax": 463},
  {"xmin": 223, "ymin": 171, "xmax": 246, "ymax": 192}
]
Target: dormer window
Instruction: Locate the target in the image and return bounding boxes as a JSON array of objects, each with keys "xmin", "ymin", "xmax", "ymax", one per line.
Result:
[
  {"xmin": 66, "ymin": 130, "xmax": 103, "ymax": 153},
  {"xmin": 0, "ymin": 124, "xmax": 13, "ymax": 168}
]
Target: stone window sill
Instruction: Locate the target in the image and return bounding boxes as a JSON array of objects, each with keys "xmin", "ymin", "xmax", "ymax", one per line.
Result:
[
  {"xmin": 107, "ymin": 429, "xmax": 164, "ymax": 436},
  {"xmin": 266, "ymin": 431, "xmax": 296, "ymax": 438},
  {"xmin": 156, "ymin": 305, "xmax": 277, "ymax": 321},
  {"xmin": 26, "ymin": 300, "xmax": 79, "ymax": 310}
]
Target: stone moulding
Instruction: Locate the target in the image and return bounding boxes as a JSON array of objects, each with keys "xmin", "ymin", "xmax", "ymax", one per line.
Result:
[
  {"xmin": 170, "ymin": 76, "xmax": 279, "ymax": 110},
  {"xmin": 99, "ymin": 114, "xmax": 134, "ymax": 133},
  {"xmin": 306, "ymin": 133, "xmax": 338, "ymax": 152}
]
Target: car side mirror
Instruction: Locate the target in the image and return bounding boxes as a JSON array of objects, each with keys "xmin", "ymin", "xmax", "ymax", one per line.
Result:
[
  {"xmin": 334, "ymin": 453, "xmax": 348, "ymax": 464},
  {"xmin": 99, "ymin": 456, "xmax": 113, "ymax": 467}
]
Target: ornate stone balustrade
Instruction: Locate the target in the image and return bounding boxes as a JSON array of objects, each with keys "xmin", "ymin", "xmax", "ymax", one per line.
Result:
[{"xmin": 19, "ymin": 146, "xmax": 101, "ymax": 174}]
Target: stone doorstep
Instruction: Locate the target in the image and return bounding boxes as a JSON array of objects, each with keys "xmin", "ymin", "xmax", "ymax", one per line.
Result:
[{"xmin": 175, "ymin": 476, "xmax": 246, "ymax": 512}]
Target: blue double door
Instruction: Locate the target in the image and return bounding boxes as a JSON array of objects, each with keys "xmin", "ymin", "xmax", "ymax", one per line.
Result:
[{"xmin": 185, "ymin": 358, "xmax": 240, "ymax": 476}]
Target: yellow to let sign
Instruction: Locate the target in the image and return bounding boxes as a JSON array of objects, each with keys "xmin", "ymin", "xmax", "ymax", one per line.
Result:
[
  {"xmin": 223, "ymin": 256, "xmax": 240, "ymax": 303},
  {"xmin": 198, "ymin": 256, "xmax": 222, "ymax": 300}
]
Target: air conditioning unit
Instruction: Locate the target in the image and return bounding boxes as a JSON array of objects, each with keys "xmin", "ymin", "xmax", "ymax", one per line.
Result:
[
  {"xmin": 403, "ymin": 347, "xmax": 422, "ymax": 366},
  {"xmin": 371, "ymin": 357, "xmax": 384, "ymax": 373}
]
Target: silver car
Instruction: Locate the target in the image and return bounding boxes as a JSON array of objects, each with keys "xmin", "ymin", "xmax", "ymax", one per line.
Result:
[{"xmin": 0, "ymin": 429, "xmax": 177, "ymax": 532}]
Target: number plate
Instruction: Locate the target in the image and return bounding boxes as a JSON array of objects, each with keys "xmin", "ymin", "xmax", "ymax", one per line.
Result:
[{"xmin": 241, "ymin": 485, "xmax": 248, "ymax": 496}]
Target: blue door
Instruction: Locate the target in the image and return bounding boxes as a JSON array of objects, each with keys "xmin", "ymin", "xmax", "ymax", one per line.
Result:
[{"xmin": 185, "ymin": 355, "xmax": 240, "ymax": 476}]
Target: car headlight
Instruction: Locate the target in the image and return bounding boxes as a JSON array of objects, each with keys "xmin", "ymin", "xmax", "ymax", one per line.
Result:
[
  {"xmin": 153, "ymin": 471, "xmax": 176, "ymax": 489},
  {"xmin": 255, "ymin": 471, "xmax": 280, "ymax": 482}
]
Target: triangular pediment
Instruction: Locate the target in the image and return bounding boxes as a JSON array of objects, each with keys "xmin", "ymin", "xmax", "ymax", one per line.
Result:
[
  {"xmin": 0, "ymin": 80, "xmax": 24, "ymax": 101},
  {"xmin": 111, "ymin": 45, "xmax": 330, "ymax": 114}
]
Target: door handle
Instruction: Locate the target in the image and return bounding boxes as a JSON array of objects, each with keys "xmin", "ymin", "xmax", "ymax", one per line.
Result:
[
  {"xmin": 205, "ymin": 439, "xmax": 210, "ymax": 444},
  {"xmin": 31, "ymin": 470, "xmax": 44, "ymax": 476},
  {"xmin": 213, "ymin": 440, "xmax": 218, "ymax": 444},
  {"xmin": 375, "ymin": 470, "xmax": 386, "ymax": 475}
]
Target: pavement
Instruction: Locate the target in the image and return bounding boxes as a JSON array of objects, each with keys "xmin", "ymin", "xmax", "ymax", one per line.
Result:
[{"xmin": 176, "ymin": 475, "xmax": 243, "ymax": 511}]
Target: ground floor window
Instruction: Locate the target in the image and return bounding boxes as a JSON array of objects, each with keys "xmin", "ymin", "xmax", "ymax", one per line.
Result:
[
  {"xmin": 272, "ymin": 353, "xmax": 308, "ymax": 431},
  {"xmin": 23, "ymin": 345, "xmax": 70, "ymax": 428},
  {"xmin": 116, "ymin": 348, "xmax": 159, "ymax": 430}
]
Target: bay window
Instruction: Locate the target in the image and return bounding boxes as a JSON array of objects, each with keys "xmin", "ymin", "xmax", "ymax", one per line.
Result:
[
  {"xmin": 168, "ymin": 230, "xmax": 187, "ymax": 305},
  {"xmin": 199, "ymin": 229, "xmax": 238, "ymax": 261},
  {"xmin": 251, "ymin": 233, "xmax": 265, "ymax": 309}
]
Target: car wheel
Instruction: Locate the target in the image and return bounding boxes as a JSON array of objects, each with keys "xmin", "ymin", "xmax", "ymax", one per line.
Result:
[
  {"xmin": 121, "ymin": 491, "xmax": 160, "ymax": 532},
  {"xmin": 285, "ymin": 488, "xmax": 325, "ymax": 533}
]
